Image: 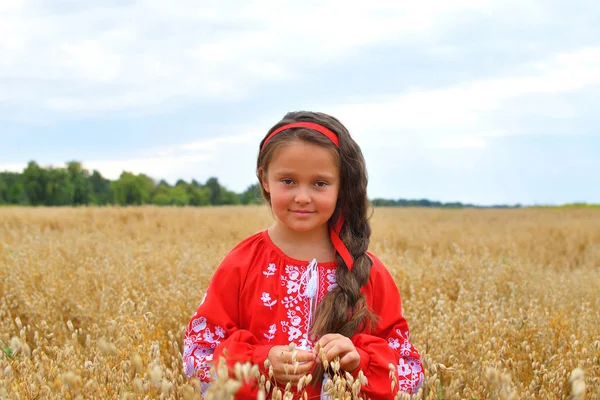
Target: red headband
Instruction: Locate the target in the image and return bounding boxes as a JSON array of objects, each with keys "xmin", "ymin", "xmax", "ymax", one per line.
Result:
[
  {"xmin": 261, "ymin": 122, "xmax": 339, "ymax": 150},
  {"xmin": 261, "ymin": 122, "xmax": 354, "ymax": 271}
]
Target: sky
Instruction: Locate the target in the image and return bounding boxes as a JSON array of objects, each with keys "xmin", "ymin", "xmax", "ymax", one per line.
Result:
[{"xmin": 1, "ymin": 0, "xmax": 599, "ymax": 206}]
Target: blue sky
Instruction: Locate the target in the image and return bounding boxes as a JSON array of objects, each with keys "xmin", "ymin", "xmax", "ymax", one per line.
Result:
[{"xmin": 1, "ymin": 0, "xmax": 599, "ymax": 206}]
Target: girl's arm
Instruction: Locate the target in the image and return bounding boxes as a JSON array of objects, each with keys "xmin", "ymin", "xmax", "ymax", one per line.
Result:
[
  {"xmin": 182, "ymin": 258, "xmax": 271, "ymax": 397},
  {"xmin": 349, "ymin": 257, "xmax": 424, "ymax": 399}
]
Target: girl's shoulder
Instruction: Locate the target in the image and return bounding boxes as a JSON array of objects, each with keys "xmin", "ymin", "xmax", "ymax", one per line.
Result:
[
  {"xmin": 219, "ymin": 230, "xmax": 268, "ymax": 265},
  {"xmin": 365, "ymin": 251, "xmax": 396, "ymax": 285},
  {"xmin": 216, "ymin": 229, "xmax": 282, "ymax": 273}
]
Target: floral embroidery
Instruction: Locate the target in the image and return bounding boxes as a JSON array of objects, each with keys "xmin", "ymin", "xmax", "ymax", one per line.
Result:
[
  {"xmin": 263, "ymin": 263, "xmax": 277, "ymax": 277},
  {"xmin": 280, "ymin": 308, "xmax": 304, "ymax": 342},
  {"xmin": 183, "ymin": 313, "xmax": 227, "ymax": 393},
  {"xmin": 281, "ymin": 265, "xmax": 305, "ymax": 309},
  {"xmin": 264, "ymin": 324, "xmax": 277, "ymax": 341},
  {"xmin": 397, "ymin": 358, "xmax": 411, "ymax": 376},
  {"xmin": 325, "ymin": 269, "xmax": 338, "ymax": 291},
  {"xmin": 260, "ymin": 292, "xmax": 277, "ymax": 309},
  {"xmin": 202, "ymin": 327, "xmax": 226, "ymax": 348},
  {"xmin": 389, "ymin": 337, "xmax": 400, "ymax": 350}
]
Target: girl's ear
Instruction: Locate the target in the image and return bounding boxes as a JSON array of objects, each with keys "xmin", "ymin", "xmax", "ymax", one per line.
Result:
[{"xmin": 258, "ymin": 167, "xmax": 270, "ymax": 193}]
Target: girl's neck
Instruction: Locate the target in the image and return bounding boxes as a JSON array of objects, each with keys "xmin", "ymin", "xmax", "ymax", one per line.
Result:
[{"xmin": 268, "ymin": 222, "xmax": 336, "ymax": 263}]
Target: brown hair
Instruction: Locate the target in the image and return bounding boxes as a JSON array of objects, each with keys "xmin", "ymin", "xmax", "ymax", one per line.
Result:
[{"xmin": 256, "ymin": 111, "xmax": 377, "ymax": 378}]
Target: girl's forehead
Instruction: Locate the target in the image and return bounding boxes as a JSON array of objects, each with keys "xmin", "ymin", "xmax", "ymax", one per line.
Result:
[{"xmin": 268, "ymin": 140, "xmax": 339, "ymax": 172}]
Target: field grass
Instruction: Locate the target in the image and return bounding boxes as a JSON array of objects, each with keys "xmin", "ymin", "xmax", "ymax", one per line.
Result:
[{"xmin": 0, "ymin": 206, "xmax": 598, "ymax": 399}]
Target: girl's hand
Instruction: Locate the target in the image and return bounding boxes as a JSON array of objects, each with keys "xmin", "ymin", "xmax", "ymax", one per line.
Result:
[
  {"xmin": 314, "ymin": 333, "xmax": 360, "ymax": 373},
  {"xmin": 267, "ymin": 345, "xmax": 316, "ymax": 385}
]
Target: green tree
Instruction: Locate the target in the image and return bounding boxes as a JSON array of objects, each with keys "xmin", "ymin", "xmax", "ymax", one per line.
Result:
[
  {"xmin": 66, "ymin": 161, "xmax": 92, "ymax": 205},
  {"xmin": 151, "ymin": 186, "xmax": 172, "ymax": 205},
  {"xmin": 44, "ymin": 167, "xmax": 74, "ymax": 205},
  {"xmin": 221, "ymin": 190, "xmax": 241, "ymax": 205},
  {"xmin": 22, "ymin": 161, "xmax": 46, "ymax": 205},
  {"xmin": 111, "ymin": 172, "xmax": 155, "ymax": 205},
  {"xmin": 205, "ymin": 177, "xmax": 223, "ymax": 205},
  {"xmin": 89, "ymin": 170, "xmax": 112, "ymax": 205},
  {"xmin": 240, "ymin": 183, "xmax": 263, "ymax": 205},
  {"xmin": 188, "ymin": 185, "xmax": 211, "ymax": 206},
  {"xmin": 170, "ymin": 185, "xmax": 190, "ymax": 206},
  {"xmin": 0, "ymin": 172, "xmax": 26, "ymax": 205}
]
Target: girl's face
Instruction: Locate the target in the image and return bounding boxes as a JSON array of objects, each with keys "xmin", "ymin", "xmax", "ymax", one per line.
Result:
[{"xmin": 261, "ymin": 139, "xmax": 340, "ymax": 237}]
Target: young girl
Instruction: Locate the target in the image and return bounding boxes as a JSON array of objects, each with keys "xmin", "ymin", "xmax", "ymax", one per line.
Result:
[{"xmin": 183, "ymin": 111, "xmax": 424, "ymax": 399}]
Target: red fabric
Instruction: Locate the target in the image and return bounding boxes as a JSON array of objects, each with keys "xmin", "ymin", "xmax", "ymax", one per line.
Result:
[
  {"xmin": 261, "ymin": 122, "xmax": 340, "ymax": 150},
  {"xmin": 183, "ymin": 230, "xmax": 423, "ymax": 399}
]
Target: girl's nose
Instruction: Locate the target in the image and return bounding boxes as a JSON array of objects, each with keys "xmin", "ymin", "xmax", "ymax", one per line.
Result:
[{"xmin": 294, "ymin": 187, "xmax": 311, "ymax": 204}]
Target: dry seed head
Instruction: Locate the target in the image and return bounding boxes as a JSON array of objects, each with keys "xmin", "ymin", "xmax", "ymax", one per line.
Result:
[
  {"xmin": 297, "ymin": 376, "xmax": 305, "ymax": 392},
  {"xmin": 132, "ymin": 377, "xmax": 144, "ymax": 394},
  {"xmin": 234, "ymin": 363, "xmax": 242, "ymax": 381},
  {"xmin": 242, "ymin": 362, "xmax": 251, "ymax": 381},
  {"xmin": 84, "ymin": 379, "xmax": 97, "ymax": 391},
  {"xmin": 98, "ymin": 337, "xmax": 117, "ymax": 356},
  {"xmin": 9, "ymin": 336, "xmax": 22, "ymax": 353},
  {"xmin": 182, "ymin": 384, "xmax": 197, "ymax": 400},
  {"xmin": 61, "ymin": 371, "xmax": 82, "ymax": 389},
  {"xmin": 148, "ymin": 365, "xmax": 162, "ymax": 388},
  {"xmin": 161, "ymin": 378, "xmax": 172, "ymax": 394},
  {"xmin": 131, "ymin": 353, "xmax": 143, "ymax": 375}
]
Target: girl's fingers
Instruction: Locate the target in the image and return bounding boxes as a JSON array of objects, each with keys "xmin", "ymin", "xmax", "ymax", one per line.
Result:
[
  {"xmin": 339, "ymin": 352, "xmax": 360, "ymax": 370},
  {"xmin": 316, "ymin": 333, "xmax": 343, "ymax": 349},
  {"xmin": 276, "ymin": 349, "xmax": 315, "ymax": 363},
  {"xmin": 322, "ymin": 340, "xmax": 349, "ymax": 358},
  {"xmin": 273, "ymin": 361, "xmax": 315, "ymax": 384},
  {"xmin": 294, "ymin": 350, "xmax": 317, "ymax": 363}
]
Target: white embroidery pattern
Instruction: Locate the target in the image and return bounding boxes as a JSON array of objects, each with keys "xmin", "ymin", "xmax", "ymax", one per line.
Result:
[
  {"xmin": 261, "ymin": 292, "xmax": 277, "ymax": 309},
  {"xmin": 325, "ymin": 268, "xmax": 338, "ymax": 291},
  {"xmin": 397, "ymin": 358, "xmax": 411, "ymax": 377},
  {"xmin": 264, "ymin": 324, "xmax": 277, "ymax": 341},
  {"xmin": 388, "ymin": 328, "xmax": 425, "ymax": 393},
  {"xmin": 183, "ymin": 316, "xmax": 227, "ymax": 394},
  {"xmin": 263, "ymin": 263, "xmax": 277, "ymax": 277},
  {"xmin": 278, "ymin": 265, "xmax": 313, "ymax": 347}
]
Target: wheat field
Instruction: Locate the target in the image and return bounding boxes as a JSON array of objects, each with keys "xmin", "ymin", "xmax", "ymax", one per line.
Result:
[{"xmin": 0, "ymin": 206, "xmax": 598, "ymax": 399}]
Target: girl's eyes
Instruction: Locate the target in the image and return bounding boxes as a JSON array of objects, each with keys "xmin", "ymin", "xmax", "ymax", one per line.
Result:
[{"xmin": 280, "ymin": 179, "xmax": 328, "ymax": 187}]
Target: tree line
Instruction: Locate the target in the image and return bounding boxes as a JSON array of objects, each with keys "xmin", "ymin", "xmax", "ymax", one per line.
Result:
[
  {"xmin": 0, "ymin": 161, "xmax": 263, "ymax": 206},
  {"xmin": 1, "ymin": 161, "xmax": 526, "ymax": 208}
]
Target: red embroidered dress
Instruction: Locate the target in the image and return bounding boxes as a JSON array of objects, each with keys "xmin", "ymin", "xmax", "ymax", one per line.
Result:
[{"xmin": 183, "ymin": 230, "xmax": 424, "ymax": 399}]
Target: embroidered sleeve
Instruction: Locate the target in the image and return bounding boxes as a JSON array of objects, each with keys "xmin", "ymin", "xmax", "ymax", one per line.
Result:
[
  {"xmin": 349, "ymin": 261, "xmax": 424, "ymax": 398},
  {"xmin": 182, "ymin": 258, "xmax": 272, "ymax": 396}
]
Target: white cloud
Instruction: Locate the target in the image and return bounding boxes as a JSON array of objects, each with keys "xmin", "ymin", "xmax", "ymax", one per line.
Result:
[
  {"xmin": 326, "ymin": 46, "xmax": 600, "ymax": 148},
  {"xmin": 0, "ymin": 0, "xmax": 527, "ymax": 114}
]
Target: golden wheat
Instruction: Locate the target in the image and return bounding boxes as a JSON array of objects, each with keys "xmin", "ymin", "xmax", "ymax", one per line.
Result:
[{"xmin": 0, "ymin": 206, "xmax": 598, "ymax": 399}]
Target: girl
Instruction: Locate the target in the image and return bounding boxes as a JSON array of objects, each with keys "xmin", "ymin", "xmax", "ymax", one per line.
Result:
[{"xmin": 183, "ymin": 111, "xmax": 424, "ymax": 399}]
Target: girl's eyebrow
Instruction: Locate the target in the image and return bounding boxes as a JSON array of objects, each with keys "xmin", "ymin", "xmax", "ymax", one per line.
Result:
[{"xmin": 272, "ymin": 170, "xmax": 336, "ymax": 180}]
